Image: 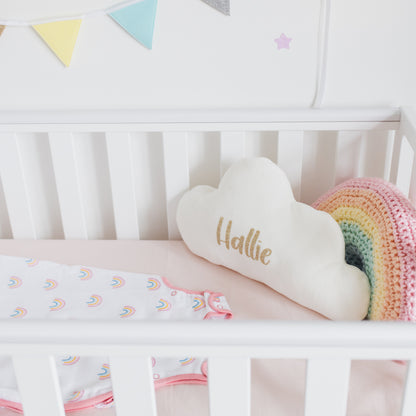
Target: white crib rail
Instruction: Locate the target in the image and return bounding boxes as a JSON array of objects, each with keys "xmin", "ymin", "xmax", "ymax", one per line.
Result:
[
  {"xmin": 13, "ymin": 355, "xmax": 65, "ymax": 416},
  {"xmin": 0, "ymin": 108, "xmax": 409, "ymax": 240},
  {"xmin": 0, "ymin": 107, "xmax": 415, "ymax": 416},
  {"xmin": 0, "ymin": 133, "xmax": 36, "ymax": 239},
  {"xmin": 163, "ymin": 132, "xmax": 190, "ymax": 240},
  {"xmin": 110, "ymin": 356, "xmax": 157, "ymax": 416},
  {"xmin": 106, "ymin": 132, "xmax": 141, "ymax": 240},
  {"xmin": 0, "ymin": 108, "xmax": 401, "ymax": 132},
  {"xmin": 209, "ymin": 357, "xmax": 251, "ymax": 416},
  {"xmin": 2, "ymin": 320, "xmax": 416, "ymax": 416},
  {"xmin": 391, "ymin": 108, "xmax": 416, "ymax": 203},
  {"xmin": 48, "ymin": 132, "xmax": 88, "ymax": 239},
  {"xmin": 305, "ymin": 358, "xmax": 351, "ymax": 416}
]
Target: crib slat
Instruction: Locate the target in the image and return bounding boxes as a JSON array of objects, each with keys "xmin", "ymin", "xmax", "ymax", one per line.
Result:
[
  {"xmin": 220, "ymin": 132, "xmax": 246, "ymax": 177},
  {"xmin": 48, "ymin": 132, "xmax": 88, "ymax": 239},
  {"xmin": 163, "ymin": 132, "xmax": 189, "ymax": 240},
  {"xmin": 106, "ymin": 133, "xmax": 140, "ymax": 239},
  {"xmin": 0, "ymin": 133, "xmax": 36, "ymax": 238},
  {"xmin": 13, "ymin": 355, "xmax": 65, "ymax": 416},
  {"xmin": 305, "ymin": 359, "xmax": 350, "ymax": 416},
  {"xmin": 395, "ymin": 136, "xmax": 414, "ymax": 197},
  {"xmin": 402, "ymin": 359, "xmax": 416, "ymax": 416},
  {"xmin": 334, "ymin": 131, "xmax": 363, "ymax": 185},
  {"xmin": 110, "ymin": 356, "xmax": 157, "ymax": 416},
  {"xmin": 278, "ymin": 131, "xmax": 304, "ymax": 201},
  {"xmin": 408, "ymin": 155, "xmax": 416, "ymax": 206},
  {"xmin": 389, "ymin": 129, "xmax": 403, "ymax": 185},
  {"xmin": 382, "ymin": 131, "xmax": 395, "ymax": 181},
  {"xmin": 208, "ymin": 357, "xmax": 250, "ymax": 416}
]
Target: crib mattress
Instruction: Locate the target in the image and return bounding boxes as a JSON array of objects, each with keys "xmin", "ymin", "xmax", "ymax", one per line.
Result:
[{"xmin": 0, "ymin": 240, "xmax": 406, "ymax": 416}]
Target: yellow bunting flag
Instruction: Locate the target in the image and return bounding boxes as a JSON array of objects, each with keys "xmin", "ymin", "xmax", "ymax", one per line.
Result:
[
  {"xmin": 32, "ymin": 19, "xmax": 82, "ymax": 67},
  {"xmin": 0, "ymin": 25, "xmax": 5, "ymax": 37}
]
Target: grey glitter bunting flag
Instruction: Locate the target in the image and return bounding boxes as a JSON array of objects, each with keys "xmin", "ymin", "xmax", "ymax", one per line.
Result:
[{"xmin": 201, "ymin": 0, "xmax": 230, "ymax": 15}]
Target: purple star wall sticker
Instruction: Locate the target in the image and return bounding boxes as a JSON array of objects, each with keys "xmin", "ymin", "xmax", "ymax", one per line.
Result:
[{"xmin": 274, "ymin": 33, "xmax": 292, "ymax": 50}]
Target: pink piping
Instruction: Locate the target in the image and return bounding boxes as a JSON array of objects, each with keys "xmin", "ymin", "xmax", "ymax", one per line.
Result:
[
  {"xmin": 0, "ymin": 374, "xmax": 209, "ymax": 413},
  {"xmin": 162, "ymin": 276, "xmax": 211, "ymax": 295},
  {"xmin": 0, "ymin": 278, "xmax": 232, "ymax": 413},
  {"xmin": 161, "ymin": 276, "xmax": 232, "ymax": 319}
]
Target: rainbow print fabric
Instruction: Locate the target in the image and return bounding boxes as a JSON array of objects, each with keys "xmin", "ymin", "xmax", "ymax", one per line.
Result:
[
  {"xmin": 0, "ymin": 254, "xmax": 232, "ymax": 412},
  {"xmin": 8, "ymin": 277, "xmax": 22, "ymax": 289},
  {"xmin": 313, "ymin": 177, "xmax": 416, "ymax": 321}
]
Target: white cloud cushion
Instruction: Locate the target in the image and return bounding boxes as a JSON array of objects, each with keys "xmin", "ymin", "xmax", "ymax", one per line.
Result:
[{"xmin": 177, "ymin": 158, "xmax": 370, "ymax": 320}]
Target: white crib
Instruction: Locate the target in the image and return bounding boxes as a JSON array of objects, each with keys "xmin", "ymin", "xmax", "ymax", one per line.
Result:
[{"xmin": 0, "ymin": 107, "xmax": 415, "ymax": 416}]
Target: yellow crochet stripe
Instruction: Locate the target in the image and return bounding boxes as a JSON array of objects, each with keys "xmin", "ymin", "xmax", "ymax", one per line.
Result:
[{"xmin": 331, "ymin": 206, "xmax": 386, "ymax": 319}]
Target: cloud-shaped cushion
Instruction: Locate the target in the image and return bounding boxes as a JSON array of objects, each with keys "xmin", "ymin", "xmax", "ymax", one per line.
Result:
[{"xmin": 177, "ymin": 158, "xmax": 370, "ymax": 320}]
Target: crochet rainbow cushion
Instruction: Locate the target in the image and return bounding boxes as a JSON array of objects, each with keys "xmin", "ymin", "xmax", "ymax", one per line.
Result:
[{"xmin": 313, "ymin": 177, "xmax": 416, "ymax": 321}]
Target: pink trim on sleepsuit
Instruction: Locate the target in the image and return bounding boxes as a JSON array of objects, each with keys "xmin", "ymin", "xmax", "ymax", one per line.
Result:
[
  {"xmin": 0, "ymin": 278, "xmax": 231, "ymax": 413},
  {"xmin": 161, "ymin": 276, "xmax": 207, "ymax": 294},
  {"xmin": 162, "ymin": 276, "xmax": 232, "ymax": 319},
  {"xmin": 0, "ymin": 373, "xmax": 210, "ymax": 413}
]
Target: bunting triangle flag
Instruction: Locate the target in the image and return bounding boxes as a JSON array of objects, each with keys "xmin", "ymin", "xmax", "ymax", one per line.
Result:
[
  {"xmin": 201, "ymin": 0, "xmax": 230, "ymax": 15},
  {"xmin": 32, "ymin": 19, "xmax": 82, "ymax": 67},
  {"xmin": 110, "ymin": 0, "xmax": 157, "ymax": 50},
  {"xmin": 0, "ymin": 25, "xmax": 5, "ymax": 37}
]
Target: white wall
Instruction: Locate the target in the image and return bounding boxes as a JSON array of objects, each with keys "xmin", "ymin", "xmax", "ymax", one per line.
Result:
[{"xmin": 0, "ymin": 0, "xmax": 415, "ymax": 110}]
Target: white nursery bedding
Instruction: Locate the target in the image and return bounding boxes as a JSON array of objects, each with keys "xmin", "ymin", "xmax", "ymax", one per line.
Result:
[{"xmin": 0, "ymin": 240, "xmax": 407, "ymax": 416}]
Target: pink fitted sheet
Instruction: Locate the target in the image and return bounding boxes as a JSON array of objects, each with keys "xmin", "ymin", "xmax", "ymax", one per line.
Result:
[{"xmin": 0, "ymin": 240, "xmax": 407, "ymax": 416}]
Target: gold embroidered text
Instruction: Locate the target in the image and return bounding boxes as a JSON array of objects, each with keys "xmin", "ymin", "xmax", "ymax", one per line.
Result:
[{"xmin": 216, "ymin": 217, "xmax": 272, "ymax": 265}]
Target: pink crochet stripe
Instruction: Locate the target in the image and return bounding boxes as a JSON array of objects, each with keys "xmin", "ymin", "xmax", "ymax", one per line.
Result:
[
  {"xmin": 313, "ymin": 177, "xmax": 416, "ymax": 321},
  {"xmin": 315, "ymin": 178, "xmax": 416, "ymax": 320},
  {"xmin": 316, "ymin": 186, "xmax": 401, "ymax": 318}
]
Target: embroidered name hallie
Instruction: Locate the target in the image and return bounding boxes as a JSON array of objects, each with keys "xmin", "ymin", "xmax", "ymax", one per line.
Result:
[{"xmin": 216, "ymin": 217, "xmax": 272, "ymax": 265}]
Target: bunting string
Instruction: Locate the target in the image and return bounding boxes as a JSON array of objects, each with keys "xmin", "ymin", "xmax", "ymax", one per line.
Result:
[
  {"xmin": 0, "ymin": 0, "xmax": 229, "ymax": 26},
  {"xmin": 0, "ymin": 0, "xmax": 230, "ymax": 66},
  {"xmin": 0, "ymin": 0, "xmax": 151, "ymax": 26}
]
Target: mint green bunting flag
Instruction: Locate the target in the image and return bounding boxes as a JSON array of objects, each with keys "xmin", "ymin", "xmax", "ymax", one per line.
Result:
[
  {"xmin": 201, "ymin": 0, "xmax": 230, "ymax": 15},
  {"xmin": 110, "ymin": 0, "xmax": 157, "ymax": 49}
]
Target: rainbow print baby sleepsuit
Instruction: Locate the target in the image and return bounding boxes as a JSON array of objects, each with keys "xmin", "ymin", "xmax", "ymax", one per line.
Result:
[{"xmin": 0, "ymin": 255, "xmax": 232, "ymax": 412}]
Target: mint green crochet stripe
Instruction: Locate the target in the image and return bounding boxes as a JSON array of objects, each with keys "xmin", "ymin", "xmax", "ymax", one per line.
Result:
[{"xmin": 339, "ymin": 221, "xmax": 375, "ymax": 317}]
